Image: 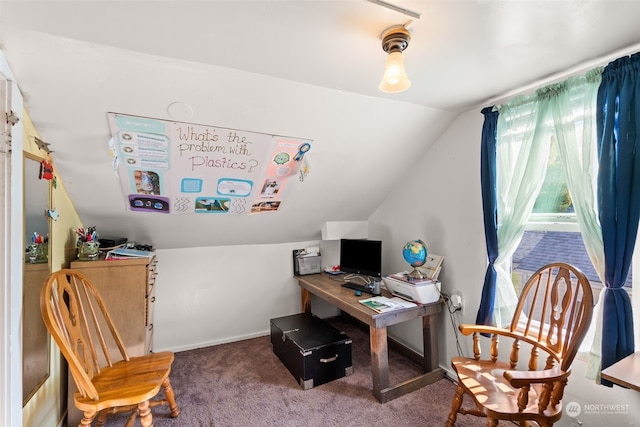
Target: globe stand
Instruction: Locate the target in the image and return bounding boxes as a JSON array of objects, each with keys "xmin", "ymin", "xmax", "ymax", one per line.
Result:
[{"xmin": 407, "ymin": 266, "xmax": 427, "ymax": 280}]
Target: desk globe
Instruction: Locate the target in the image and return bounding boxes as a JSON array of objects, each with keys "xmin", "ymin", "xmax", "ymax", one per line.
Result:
[{"xmin": 402, "ymin": 239, "xmax": 428, "ymax": 280}]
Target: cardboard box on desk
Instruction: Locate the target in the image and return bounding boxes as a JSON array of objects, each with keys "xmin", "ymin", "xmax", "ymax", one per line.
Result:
[{"xmin": 383, "ymin": 274, "xmax": 441, "ymax": 304}]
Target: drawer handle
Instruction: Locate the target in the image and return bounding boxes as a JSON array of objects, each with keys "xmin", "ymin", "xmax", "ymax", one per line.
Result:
[
  {"xmin": 320, "ymin": 355, "xmax": 338, "ymax": 363},
  {"xmin": 150, "ymin": 296, "xmax": 155, "ymax": 303}
]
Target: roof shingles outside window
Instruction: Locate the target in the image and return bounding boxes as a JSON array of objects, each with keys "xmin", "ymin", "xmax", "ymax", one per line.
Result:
[{"xmin": 513, "ymin": 231, "xmax": 632, "ymax": 288}]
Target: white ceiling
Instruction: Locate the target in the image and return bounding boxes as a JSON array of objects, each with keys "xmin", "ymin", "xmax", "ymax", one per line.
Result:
[{"xmin": 2, "ymin": 0, "xmax": 640, "ymax": 248}]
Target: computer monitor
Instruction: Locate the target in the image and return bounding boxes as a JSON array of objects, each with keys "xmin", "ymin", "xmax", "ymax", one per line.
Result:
[{"xmin": 339, "ymin": 239, "xmax": 382, "ymax": 278}]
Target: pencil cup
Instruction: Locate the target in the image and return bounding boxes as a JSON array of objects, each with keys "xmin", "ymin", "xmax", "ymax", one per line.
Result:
[
  {"xmin": 78, "ymin": 241, "xmax": 100, "ymax": 261},
  {"xmin": 28, "ymin": 242, "xmax": 48, "ymax": 264}
]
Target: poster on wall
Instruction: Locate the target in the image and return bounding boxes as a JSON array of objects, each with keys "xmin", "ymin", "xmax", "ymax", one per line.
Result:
[{"xmin": 107, "ymin": 113, "xmax": 311, "ymax": 215}]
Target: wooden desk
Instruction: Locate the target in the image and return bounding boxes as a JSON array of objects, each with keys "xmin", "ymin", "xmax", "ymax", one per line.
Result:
[
  {"xmin": 601, "ymin": 352, "xmax": 640, "ymax": 391},
  {"xmin": 296, "ymin": 273, "xmax": 444, "ymax": 403}
]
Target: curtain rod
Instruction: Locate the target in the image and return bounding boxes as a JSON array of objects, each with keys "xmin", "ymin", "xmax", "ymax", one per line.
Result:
[{"xmin": 481, "ymin": 41, "xmax": 640, "ymax": 109}]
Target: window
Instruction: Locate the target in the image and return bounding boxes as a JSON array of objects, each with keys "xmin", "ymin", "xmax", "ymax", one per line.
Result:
[
  {"xmin": 525, "ymin": 135, "xmax": 580, "ymax": 232},
  {"xmin": 485, "ymin": 63, "xmax": 640, "ymax": 372},
  {"xmin": 512, "ymin": 137, "xmax": 632, "ymax": 300}
]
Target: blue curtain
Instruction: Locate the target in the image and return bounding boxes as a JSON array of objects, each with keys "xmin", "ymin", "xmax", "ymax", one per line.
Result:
[
  {"xmin": 596, "ymin": 52, "xmax": 640, "ymax": 382},
  {"xmin": 476, "ymin": 107, "xmax": 499, "ymax": 326}
]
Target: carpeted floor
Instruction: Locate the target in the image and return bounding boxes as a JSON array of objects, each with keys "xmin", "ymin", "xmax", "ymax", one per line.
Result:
[{"xmin": 103, "ymin": 316, "xmax": 485, "ymax": 427}]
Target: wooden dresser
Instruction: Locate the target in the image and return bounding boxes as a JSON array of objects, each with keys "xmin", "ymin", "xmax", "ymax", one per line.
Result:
[{"xmin": 66, "ymin": 255, "xmax": 157, "ymax": 425}]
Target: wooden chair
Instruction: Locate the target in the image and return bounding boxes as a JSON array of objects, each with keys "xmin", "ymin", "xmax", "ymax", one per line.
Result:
[
  {"xmin": 446, "ymin": 262, "xmax": 594, "ymax": 427},
  {"xmin": 40, "ymin": 269, "xmax": 180, "ymax": 427}
]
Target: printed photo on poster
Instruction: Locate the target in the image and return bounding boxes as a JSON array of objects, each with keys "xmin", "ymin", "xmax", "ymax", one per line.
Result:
[
  {"xmin": 217, "ymin": 178, "xmax": 253, "ymax": 197},
  {"xmin": 133, "ymin": 170, "xmax": 161, "ymax": 195},
  {"xmin": 260, "ymin": 179, "xmax": 281, "ymax": 198},
  {"xmin": 129, "ymin": 195, "xmax": 170, "ymax": 213},
  {"xmin": 194, "ymin": 197, "xmax": 230, "ymax": 213},
  {"xmin": 251, "ymin": 200, "xmax": 281, "ymax": 213}
]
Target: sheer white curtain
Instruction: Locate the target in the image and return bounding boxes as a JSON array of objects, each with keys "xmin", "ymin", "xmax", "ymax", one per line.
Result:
[
  {"xmin": 493, "ymin": 72, "xmax": 604, "ymax": 328},
  {"xmin": 546, "ymin": 72, "xmax": 606, "ymax": 379},
  {"xmin": 550, "ymin": 73, "xmax": 604, "ymax": 283},
  {"xmin": 493, "ymin": 98, "xmax": 552, "ymax": 326}
]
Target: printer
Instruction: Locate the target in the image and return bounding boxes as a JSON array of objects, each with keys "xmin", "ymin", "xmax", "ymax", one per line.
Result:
[{"xmin": 383, "ymin": 273, "xmax": 441, "ymax": 304}]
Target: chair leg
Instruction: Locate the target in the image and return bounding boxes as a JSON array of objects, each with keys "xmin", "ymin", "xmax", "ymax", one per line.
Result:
[
  {"xmin": 124, "ymin": 407, "xmax": 139, "ymax": 427},
  {"xmin": 78, "ymin": 410, "xmax": 97, "ymax": 427},
  {"xmin": 138, "ymin": 400, "xmax": 153, "ymax": 427},
  {"xmin": 446, "ymin": 384, "xmax": 465, "ymax": 427},
  {"xmin": 95, "ymin": 409, "xmax": 107, "ymax": 427},
  {"xmin": 162, "ymin": 377, "xmax": 180, "ymax": 418},
  {"xmin": 486, "ymin": 417, "xmax": 498, "ymax": 427}
]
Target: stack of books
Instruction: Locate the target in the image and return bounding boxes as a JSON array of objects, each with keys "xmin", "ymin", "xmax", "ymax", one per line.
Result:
[
  {"xmin": 385, "ymin": 253, "xmax": 444, "ymax": 286},
  {"xmin": 105, "ymin": 247, "xmax": 154, "ymax": 261}
]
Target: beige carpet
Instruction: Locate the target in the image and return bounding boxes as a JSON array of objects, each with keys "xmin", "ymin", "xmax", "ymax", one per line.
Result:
[{"xmin": 102, "ymin": 316, "xmax": 486, "ymax": 427}]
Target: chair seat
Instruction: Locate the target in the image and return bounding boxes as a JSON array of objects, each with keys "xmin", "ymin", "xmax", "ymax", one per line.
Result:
[
  {"xmin": 74, "ymin": 351, "xmax": 174, "ymax": 413},
  {"xmin": 451, "ymin": 356, "xmax": 562, "ymax": 421}
]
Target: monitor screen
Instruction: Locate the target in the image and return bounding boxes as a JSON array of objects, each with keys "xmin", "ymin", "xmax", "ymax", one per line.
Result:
[{"xmin": 339, "ymin": 239, "xmax": 382, "ymax": 278}]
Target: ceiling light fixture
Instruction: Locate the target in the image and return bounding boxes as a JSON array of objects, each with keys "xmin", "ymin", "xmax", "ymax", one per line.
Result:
[{"xmin": 379, "ymin": 23, "xmax": 412, "ymax": 93}]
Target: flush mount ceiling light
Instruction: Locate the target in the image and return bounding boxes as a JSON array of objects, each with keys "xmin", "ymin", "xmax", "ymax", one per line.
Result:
[{"xmin": 379, "ymin": 24, "xmax": 412, "ymax": 93}]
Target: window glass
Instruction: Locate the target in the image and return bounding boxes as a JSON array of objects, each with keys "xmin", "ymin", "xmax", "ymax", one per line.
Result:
[
  {"xmin": 532, "ymin": 137, "xmax": 571, "ymax": 215},
  {"xmin": 512, "ymin": 137, "xmax": 632, "ymax": 296}
]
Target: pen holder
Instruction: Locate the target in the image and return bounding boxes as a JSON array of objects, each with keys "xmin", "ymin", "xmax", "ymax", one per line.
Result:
[
  {"xmin": 28, "ymin": 242, "xmax": 48, "ymax": 264},
  {"xmin": 78, "ymin": 241, "xmax": 100, "ymax": 261}
]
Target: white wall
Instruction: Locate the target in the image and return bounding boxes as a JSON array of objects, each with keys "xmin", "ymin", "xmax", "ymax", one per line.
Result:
[
  {"xmin": 153, "ymin": 241, "xmax": 321, "ymax": 351},
  {"xmin": 369, "ymin": 108, "xmax": 485, "ymax": 367}
]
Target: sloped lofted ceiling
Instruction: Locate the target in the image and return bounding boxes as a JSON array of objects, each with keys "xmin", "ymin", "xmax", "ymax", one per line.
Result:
[{"xmin": 2, "ymin": 0, "xmax": 640, "ymax": 249}]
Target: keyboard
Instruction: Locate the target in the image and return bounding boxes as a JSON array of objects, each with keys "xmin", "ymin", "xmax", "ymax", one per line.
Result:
[{"xmin": 341, "ymin": 281, "xmax": 378, "ymax": 295}]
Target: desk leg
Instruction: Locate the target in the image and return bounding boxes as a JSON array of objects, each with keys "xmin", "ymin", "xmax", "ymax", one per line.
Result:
[
  {"xmin": 422, "ymin": 314, "xmax": 438, "ymax": 371},
  {"xmin": 370, "ymin": 326, "xmax": 389, "ymax": 402},
  {"xmin": 300, "ymin": 288, "xmax": 312, "ymax": 313}
]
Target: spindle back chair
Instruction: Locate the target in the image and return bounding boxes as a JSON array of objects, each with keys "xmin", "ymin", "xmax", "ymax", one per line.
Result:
[
  {"xmin": 41, "ymin": 269, "xmax": 180, "ymax": 426},
  {"xmin": 446, "ymin": 262, "xmax": 594, "ymax": 427}
]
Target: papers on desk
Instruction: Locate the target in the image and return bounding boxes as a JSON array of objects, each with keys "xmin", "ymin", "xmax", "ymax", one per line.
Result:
[{"xmin": 359, "ymin": 296, "xmax": 416, "ymax": 313}]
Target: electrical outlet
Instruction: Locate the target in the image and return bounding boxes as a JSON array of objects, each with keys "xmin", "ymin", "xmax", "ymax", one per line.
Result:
[{"xmin": 451, "ymin": 293, "xmax": 463, "ymax": 311}]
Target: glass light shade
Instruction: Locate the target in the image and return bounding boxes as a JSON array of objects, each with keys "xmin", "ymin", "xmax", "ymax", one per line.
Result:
[{"xmin": 379, "ymin": 51, "xmax": 411, "ymax": 93}]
